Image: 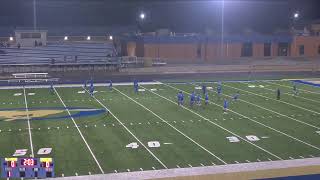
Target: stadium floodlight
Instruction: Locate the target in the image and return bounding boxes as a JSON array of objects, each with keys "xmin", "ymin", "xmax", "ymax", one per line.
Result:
[
  {"xmin": 293, "ymin": 12, "xmax": 299, "ymax": 19},
  {"xmin": 139, "ymin": 12, "xmax": 146, "ymax": 20},
  {"xmin": 109, "ymin": 35, "xmax": 113, "ymax": 40},
  {"xmin": 9, "ymin": 37, "xmax": 14, "ymax": 41},
  {"xmin": 87, "ymin": 36, "xmax": 91, "ymax": 40},
  {"xmin": 64, "ymin": 36, "xmax": 68, "ymax": 41}
]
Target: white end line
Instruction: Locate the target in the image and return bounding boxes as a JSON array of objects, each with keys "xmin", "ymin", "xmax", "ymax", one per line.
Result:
[
  {"xmin": 23, "ymin": 87, "xmax": 34, "ymax": 157},
  {"xmin": 54, "ymin": 87, "xmax": 105, "ymax": 174},
  {"xmin": 82, "ymin": 87, "xmax": 168, "ymax": 169}
]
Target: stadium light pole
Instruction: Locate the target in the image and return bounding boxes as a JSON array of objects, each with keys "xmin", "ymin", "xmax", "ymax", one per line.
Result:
[
  {"xmin": 221, "ymin": 0, "xmax": 225, "ymax": 58},
  {"xmin": 33, "ymin": 0, "xmax": 37, "ymax": 30}
]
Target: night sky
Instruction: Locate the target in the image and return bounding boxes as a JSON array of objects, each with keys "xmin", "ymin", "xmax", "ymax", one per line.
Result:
[{"xmin": 0, "ymin": 0, "xmax": 319, "ymax": 33}]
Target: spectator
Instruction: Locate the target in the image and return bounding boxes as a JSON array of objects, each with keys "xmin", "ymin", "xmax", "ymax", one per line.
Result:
[
  {"xmin": 34, "ymin": 40, "xmax": 38, "ymax": 47},
  {"xmin": 17, "ymin": 43, "xmax": 21, "ymax": 49},
  {"xmin": 75, "ymin": 55, "xmax": 78, "ymax": 62},
  {"xmin": 51, "ymin": 58, "xmax": 55, "ymax": 65}
]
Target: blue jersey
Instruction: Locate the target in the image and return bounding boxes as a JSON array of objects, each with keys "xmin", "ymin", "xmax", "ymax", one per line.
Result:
[
  {"xmin": 205, "ymin": 94, "xmax": 209, "ymax": 101},
  {"xmin": 190, "ymin": 93, "xmax": 195, "ymax": 102},
  {"xmin": 196, "ymin": 95, "xmax": 201, "ymax": 103},
  {"xmin": 224, "ymin": 100, "xmax": 228, "ymax": 108},
  {"xmin": 109, "ymin": 80, "xmax": 113, "ymax": 88},
  {"xmin": 177, "ymin": 93, "xmax": 181, "ymax": 101}
]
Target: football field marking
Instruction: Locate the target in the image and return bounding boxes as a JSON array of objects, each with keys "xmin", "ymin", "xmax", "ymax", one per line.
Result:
[
  {"xmin": 141, "ymin": 85, "xmax": 283, "ymax": 160},
  {"xmin": 23, "ymin": 87, "xmax": 34, "ymax": 157},
  {"xmin": 203, "ymin": 83, "xmax": 320, "ymax": 130},
  {"xmin": 53, "ymin": 87, "xmax": 105, "ymax": 174},
  {"xmin": 265, "ymin": 81, "xmax": 320, "ymax": 95},
  {"xmin": 238, "ymin": 82, "xmax": 320, "ymax": 115},
  {"xmin": 113, "ymin": 87, "xmax": 228, "ymax": 165},
  {"xmin": 161, "ymin": 83, "xmax": 320, "ymax": 151},
  {"xmin": 82, "ymin": 87, "xmax": 168, "ymax": 169}
]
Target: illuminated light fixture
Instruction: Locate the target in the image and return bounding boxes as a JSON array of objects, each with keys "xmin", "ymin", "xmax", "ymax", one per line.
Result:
[
  {"xmin": 140, "ymin": 12, "xmax": 145, "ymax": 20},
  {"xmin": 294, "ymin": 12, "xmax": 299, "ymax": 19},
  {"xmin": 64, "ymin": 36, "xmax": 68, "ymax": 41},
  {"xmin": 87, "ymin": 36, "xmax": 91, "ymax": 40},
  {"xmin": 9, "ymin": 37, "xmax": 14, "ymax": 41},
  {"xmin": 109, "ymin": 35, "xmax": 113, "ymax": 40}
]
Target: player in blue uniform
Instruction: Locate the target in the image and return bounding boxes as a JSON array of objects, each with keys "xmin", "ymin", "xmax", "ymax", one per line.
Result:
[
  {"xmin": 108, "ymin": 80, "xmax": 113, "ymax": 90},
  {"xmin": 177, "ymin": 91, "xmax": 184, "ymax": 106},
  {"xmin": 276, "ymin": 88, "xmax": 281, "ymax": 100},
  {"xmin": 205, "ymin": 93, "xmax": 209, "ymax": 105},
  {"xmin": 49, "ymin": 83, "xmax": 54, "ymax": 94},
  {"xmin": 202, "ymin": 84, "xmax": 207, "ymax": 95},
  {"xmin": 89, "ymin": 83, "xmax": 94, "ymax": 96},
  {"xmin": 196, "ymin": 94, "xmax": 201, "ymax": 106},
  {"xmin": 84, "ymin": 81, "xmax": 87, "ymax": 88},
  {"xmin": 232, "ymin": 91, "xmax": 240, "ymax": 101},
  {"xmin": 217, "ymin": 84, "xmax": 222, "ymax": 98},
  {"xmin": 133, "ymin": 80, "xmax": 139, "ymax": 93},
  {"xmin": 293, "ymin": 82, "xmax": 298, "ymax": 96},
  {"xmin": 190, "ymin": 91, "xmax": 196, "ymax": 107},
  {"xmin": 223, "ymin": 99, "xmax": 229, "ymax": 112}
]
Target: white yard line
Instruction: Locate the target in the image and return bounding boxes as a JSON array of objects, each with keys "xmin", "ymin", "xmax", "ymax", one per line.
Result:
[
  {"xmin": 265, "ymin": 81, "xmax": 320, "ymax": 95},
  {"xmin": 82, "ymin": 87, "xmax": 168, "ymax": 169},
  {"xmin": 209, "ymin": 83, "xmax": 320, "ymax": 130},
  {"xmin": 53, "ymin": 87, "xmax": 105, "ymax": 174},
  {"xmin": 141, "ymin": 85, "xmax": 283, "ymax": 160},
  {"xmin": 23, "ymin": 87, "xmax": 34, "ymax": 157},
  {"xmin": 257, "ymin": 82, "xmax": 320, "ymax": 104},
  {"xmin": 113, "ymin": 87, "xmax": 228, "ymax": 165},
  {"xmin": 162, "ymin": 83, "xmax": 320, "ymax": 151},
  {"xmin": 236, "ymin": 82, "xmax": 320, "ymax": 115}
]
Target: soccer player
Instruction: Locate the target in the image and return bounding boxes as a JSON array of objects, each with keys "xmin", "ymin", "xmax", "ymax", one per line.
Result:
[
  {"xmin": 108, "ymin": 80, "xmax": 113, "ymax": 90},
  {"xmin": 49, "ymin": 83, "xmax": 54, "ymax": 94},
  {"xmin": 134, "ymin": 80, "xmax": 139, "ymax": 93},
  {"xmin": 205, "ymin": 93, "xmax": 209, "ymax": 105},
  {"xmin": 196, "ymin": 94, "xmax": 201, "ymax": 106},
  {"xmin": 177, "ymin": 91, "xmax": 183, "ymax": 106},
  {"xmin": 84, "ymin": 81, "xmax": 87, "ymax": 88},
  {"xmin": 223, "ymin": 99, "xmax": 229, "ymax": 112},
  {"xmin": 90, "ymin": 84, "xmax": 95, "ymax": 96},
  {"xmin": 232, "ymin": 91, "xmax": 240, "ymax": 101},
  {"xmin": 293, "ymin": 82, "xmax": 298, "ymax": 96},
  {"xmin": 202, "ymin": 84, "xmax": 207, "ymax": 95},
  {"xmin": 217, "ymin": 84, "xmax": 222, "ymax": 98},
  {"xmin": 190, "ymin": 91, "xmax": 196, "ymax": 107},
  {"xmin": 276, "ymin": 88, "xmax": 281, "ymax": 100}
]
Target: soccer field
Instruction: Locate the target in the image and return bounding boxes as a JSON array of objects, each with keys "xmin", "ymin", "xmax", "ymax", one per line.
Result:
[{"xmin": 1, "ymin": 80, "xmax": 320, "ymax": 178}]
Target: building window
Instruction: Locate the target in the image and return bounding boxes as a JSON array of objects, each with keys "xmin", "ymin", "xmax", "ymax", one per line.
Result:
[
  {"xmin": 299, "ymin": 45, "xmax": 304, "ymax": 56},
  {"xmin": 264, "ymin": 43, "xmax": 271, "ymax": 56},
  {"xmin": 278, "ymin": 42, "xmax": 289, "ymax": 56},
  {"xmin": 241, "ymin": 42, "xmax": 252, "ymax": 57}
]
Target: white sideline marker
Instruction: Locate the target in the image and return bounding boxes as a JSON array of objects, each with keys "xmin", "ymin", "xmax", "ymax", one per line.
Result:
[
  {"xmin": 235, "ymin": 161, "xmax": 239, "ymax": 164},
  {"xmin": 188, "ymin": 164, "xmax": 192, "ymax": 167},
  {"xmin": 23, "ymin": 87, "xmax": 34, "ymax": 158},
  {"xmin": 176, "ymin": 165, "xmax": 180, "ymax": 168},
  {"xmin": 140, "ymin": 168, "xmax": 143, "ymax": 171},
  {"xmin": 152, "ymin": 167, "xmax": 156, "ymax": 170},
  {"xmin": 289, "ymin": 157, "xmax": 294, "ymax": 160},
  {"xmin": 54, "ymin": 87, "xmax": 105, "ymax": 174},
  {"xmin": 200, "ymin": 163, "xmax": 204, "ymax": 166}
]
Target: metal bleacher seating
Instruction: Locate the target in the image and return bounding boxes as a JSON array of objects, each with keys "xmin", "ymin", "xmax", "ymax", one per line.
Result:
[{"xmin": 0, "ymin": 42, "xmax": 117, "ymax": 65}]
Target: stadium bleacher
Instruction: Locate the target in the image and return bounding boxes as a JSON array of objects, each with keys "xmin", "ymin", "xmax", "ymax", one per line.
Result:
[{"xmin": 0, "ymin": 42, "xmax": 117, "ymax": 65}]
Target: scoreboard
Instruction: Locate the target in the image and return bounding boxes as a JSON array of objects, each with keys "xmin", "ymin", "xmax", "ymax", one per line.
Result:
[{"xmin": 1, "ymin": 158, "xmax": 54, "ymax": 178}]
